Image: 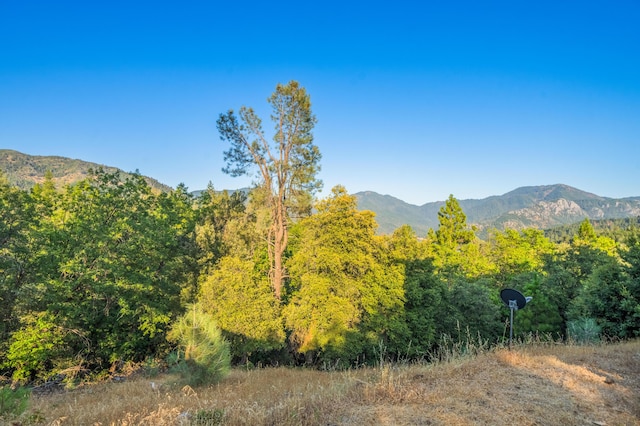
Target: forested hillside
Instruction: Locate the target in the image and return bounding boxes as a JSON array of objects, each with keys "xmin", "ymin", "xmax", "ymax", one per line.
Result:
[
  {"xmin": 356, "ymin": 185, "xmax": 640, "ymax": 235},
  {"xmin": 0, "ymin": 149, "xmax": 172, "ymax": 192},
  {"xmin": 1, "ymin": 170, "xmax": 639, "ymax": 386},
  {"xmin": 4, "ymin": 149, "xmax": 639, "ymax": 238}
]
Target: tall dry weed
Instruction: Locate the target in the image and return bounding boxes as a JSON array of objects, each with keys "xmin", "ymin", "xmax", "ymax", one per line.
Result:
[{"xmin": 16, "ymin": 340, "xmax": 640, "ymax": 426}]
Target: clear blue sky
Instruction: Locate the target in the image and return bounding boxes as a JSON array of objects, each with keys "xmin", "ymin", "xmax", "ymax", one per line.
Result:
[{"xmin": 1, "ymin": 1, "xmax": 639, "ymax": 205}]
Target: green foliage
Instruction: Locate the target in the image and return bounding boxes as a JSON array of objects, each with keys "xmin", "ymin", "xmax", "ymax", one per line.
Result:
[
  {"xmin": 433, "ymin": 195, "xmax": 488, "ymax": 278},
  {"xmin": 621, "ymin": 227, "xmax": 640, "ymax": 282},
  {"xmin": 0, "ymin": 172, "xmax": 33, "ymax": 347},
  {"xmin": 512, "ymin": 273, "xmax": 563, "ymax": 336},
  {"xmin": 5, "ymin": 170, "xmax": 196, "ymax": 379},
  {"xmin": 0, "ymin": 385, "xmax": 30, "ymax": 418},
  {"xmin": 437, "ymin": 278, "xmax": 503, "ymax": 344},
  {"xmin": 567, "ymin": 318, "xmax": 601, "ymax": 344},
  {"xmin": 198, "ymin": 256, "xmax": 285, "ymax": 362},
  {"xmin": 284, "ymin": 186, "xmax": 406, "ymax": 365},
  {"xmin": 194, "ymin": 185, "xmax": 250, "ymax": 276},
  {"xmin": 397, "ymin": 258, "xmax": 446, "ymax": 356},
  {"xmin": 3, "ymin": 140, "xmax": 640, "ymax": 378},
  {"xmin": 436, "ymin": 195, "xmax": 475, "ymax": 248},
  {"xmin": 573, "ymin": 218, "xmax": 618, "ymax": 257},
  {"xmin": 385, "ymin": 226, "xmax": 444, "ymax": 357},
  {"xmin": 216, "ymin": 81, "xmax": 322, "ymax": 300},
  {"xmin": 5, "ymin": 313, "xmax": 70, "ymax": 382},
  {"xmin": 490, "ymin": 229, "xmax": 555, "ymax": 287},
  {"xmin": 569, "ymin": 259, "xmax": 639, "ymax": 339},
  {"xmin": 167, "ymin": 305, "xmax": 231, "ymax": 386}
]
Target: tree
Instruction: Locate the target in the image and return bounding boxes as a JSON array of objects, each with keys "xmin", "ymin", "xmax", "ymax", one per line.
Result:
[
  {"xmin": 386, "ymin": 225, "xmax": 445, "ymax": 357},
  {"xmin": 0, "ymin": 173, "xmax": 33, "ymax": 350},
  {"xmin": 167, "ymin": 304, "xmax": 231, "ymax": 386},
  {"xmin": 432, "ymin": 195, "xmax": 486, "ymax": 279},
  {"xmin": 9, "ymin": 170, "xmax": 196, "ymax": 379},
  {"xmin": 513, "ymin": 273, "xmax": 563, "ymax": 337},
  {"xmin": 574, "ymin": 218, "xmax": 618, "ymax": 257},
  {"xmin": 216, "ymin": 81, "xmax": 322, "ymax": 301},
  {"xmin": 435, "ymin": 277, "xmax": 503, "ymax": 347},
  {"xmin": 283, "ymin": 186, "xmax": 406, "ymax": 365},
  {"xmin": 569, "ymin": 258, "xmax": 639, "ymax": 339},
  {"xmin": 198, "ymin": 255, "xmax": 286, "ymax": 363},
  {"xmin": 490, "ymin": 228, "xmax": 555, "ymax": 287},
  {"xmin": 194, "ymin": 184, "xmax": 250, "ymax": 275}
]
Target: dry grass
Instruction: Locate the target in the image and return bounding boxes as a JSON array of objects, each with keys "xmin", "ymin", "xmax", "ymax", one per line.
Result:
[{"xmin": 14, "ymin": 340, "xmax": 640, "ymax": 425}]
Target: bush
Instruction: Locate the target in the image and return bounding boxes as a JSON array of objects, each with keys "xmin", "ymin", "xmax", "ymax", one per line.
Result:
[
  {"xmin": 0, "ymin": 386, "xmax": 30, "ymax": 419},
  {"xmin": 5, "ymin": 313, "xmax": 68, "ymax": 383},
  {"xmin": 167, "ymin": 305, "xmax": 231, "ymax": 386},
  {"xmin": 567, "ymin": 318, "xmax": 601, "ymax": 344}
]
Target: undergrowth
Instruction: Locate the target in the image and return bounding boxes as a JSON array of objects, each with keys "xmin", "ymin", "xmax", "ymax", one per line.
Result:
[{"xmin": 7, "ymin": 334, "xmax": 639, "ymax": 425}]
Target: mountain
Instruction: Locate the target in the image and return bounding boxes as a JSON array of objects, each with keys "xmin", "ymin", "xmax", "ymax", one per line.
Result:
[
  {"xmin": 355, "ymin": 185, "xmax": 640, "ymax": 236},
  {"xmin": 3, "ymin": 150, "xmax": 638, "ymax": 237},
  {"xmin": 0, "ymin": 149, "xmax": 173, "ymax": 192}
]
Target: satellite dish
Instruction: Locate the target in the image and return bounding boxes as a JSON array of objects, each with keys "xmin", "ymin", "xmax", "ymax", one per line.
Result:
[
  {"xmin": 500, "ymin": 288, "xmax": 528, "ymax": 310},
  {"xmin": 500, "ymin": 288, "xmax": 532, "ymax": 347}
]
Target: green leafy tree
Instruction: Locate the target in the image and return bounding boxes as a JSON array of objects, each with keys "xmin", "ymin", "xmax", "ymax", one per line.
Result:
[
  {"xmin": 574, "ymin": 218, "xmax": 618, "ymax": 257},
  {"xmin": 194, "ymin": 184, "xmax": 250, "ymax": 276},
  {"xmin": 621, "ymin": 226, "xmax": 640, "ymax": 283},
  {"xmin": 0, "ymin": 173, "xmax": 33, "ymax": 349},
  {"xmin": 283, "ymin": 186, "xmax": 406, "ymax": 365},
  {"xmin": 436, "ymin": 277, "xmax": 503, "ymax": 345},
  {"xmin": 386, "ymin": 225, "xmax": 445, "ymax": 357},
  {"xmin": 198, "ymin": 255, "xmax": 285, "ymax": 363},
  {"xmin": 5, "ymin": 312, "xmax": 69, "ymax": 382},
  {"xmin": 11, "ymin": 170, "xmax": 196, "ymax": 378},
  {"xmin": 540, "ymin": 218, "xmax": 622, "ymax": 338},
  {"xmin": 490, "ymin": 228, "xmax": 555, "ymax": 287},
  {"xmin": 540, "ymin": 257, "xmax": 582, "ymax": 337},
  {"xmin": 512, "ymin": 273, "xmax": 563, "ymax": 336},
  {"xmin": 216, "ymin": 81, "xmax": 322, "ymax": 300}
]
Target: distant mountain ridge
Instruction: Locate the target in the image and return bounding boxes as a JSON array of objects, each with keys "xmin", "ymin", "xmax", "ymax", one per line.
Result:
[
  {"xmin": 355, "ymin": 185, "xmax": 640, "ymax": 236},
  {"xmin": 3, "ymin": 150, "xmax": 638, "ymax": 236},
  {"xmin": 0, "ymin": 149, "xmax": 172, "ymax": 192}
]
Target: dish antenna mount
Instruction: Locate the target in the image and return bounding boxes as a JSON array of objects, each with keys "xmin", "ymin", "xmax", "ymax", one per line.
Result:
[{"xmin": 500, "ymin": 288, "xmax": 532, "ymax": 347}]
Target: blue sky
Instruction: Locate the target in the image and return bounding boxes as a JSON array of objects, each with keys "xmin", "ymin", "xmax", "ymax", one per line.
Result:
[{"xmin": 1, "ymin": 1, "xmax": 639, "ymax": 205}]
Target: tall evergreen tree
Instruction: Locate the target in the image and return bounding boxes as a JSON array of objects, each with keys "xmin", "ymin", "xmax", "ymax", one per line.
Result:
[{"xmin": 432, "ymin": 195, "xmax": 484, "ymax": 279}]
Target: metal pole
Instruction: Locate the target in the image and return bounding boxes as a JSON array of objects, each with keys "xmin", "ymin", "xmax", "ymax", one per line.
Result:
[
  {"xmin": 508, "ymin": 299, "xmax": 517, "ymax": 348},
  {"xmin": 509, "ymin": 306, "xmax": 514, "ymax": 347}
]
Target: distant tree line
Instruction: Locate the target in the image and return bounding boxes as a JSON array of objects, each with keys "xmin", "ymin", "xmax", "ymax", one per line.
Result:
[{"xmin": 1, "ymin": 82, "xmax": 639, "ymax": 383}]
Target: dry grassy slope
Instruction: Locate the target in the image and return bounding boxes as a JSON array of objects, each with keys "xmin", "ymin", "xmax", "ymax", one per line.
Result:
[{"xmin": 24, "ymin": 341, "xmax": 640, "ymax": 426}]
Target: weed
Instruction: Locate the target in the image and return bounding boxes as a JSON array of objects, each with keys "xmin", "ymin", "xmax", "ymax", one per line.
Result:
[
  {"xmin": 0, "ymin": 385, "xmax": 30, "ymax": 419},
  {"xmin": 192, "ymin": 408, "xmax": 225, "ymax": 425},
  {"xmin": 23, "ymin": 340, "xmax": 640, "ymax": 425}
]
